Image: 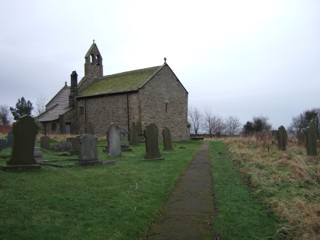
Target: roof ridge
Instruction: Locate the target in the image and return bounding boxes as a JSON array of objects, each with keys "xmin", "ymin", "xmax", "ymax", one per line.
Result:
[{"xmin": 100, "ymin": 65, "xmax": 162, "ymax": 79}]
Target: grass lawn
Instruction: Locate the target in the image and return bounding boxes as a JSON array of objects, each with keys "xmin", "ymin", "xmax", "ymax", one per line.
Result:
[
  {"xmin": 0, "ymin": 140, "xmax": 202, "ymax": 240},
  {"xmin": 210, "ymin": 140, "xmax": 281, "ymax": 240}
]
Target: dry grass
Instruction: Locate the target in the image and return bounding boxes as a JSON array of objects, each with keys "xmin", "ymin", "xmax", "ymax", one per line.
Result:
[{"xmin": 222, "ymin": 136, "xmax": 320, "ymax": 240}]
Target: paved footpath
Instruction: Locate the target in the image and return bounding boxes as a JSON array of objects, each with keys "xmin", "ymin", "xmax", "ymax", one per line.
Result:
[{"xmin": 146, "ymin": 141, "xmax": 215, "ymax": 240}]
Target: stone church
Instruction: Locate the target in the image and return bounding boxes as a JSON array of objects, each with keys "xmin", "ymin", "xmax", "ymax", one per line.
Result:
[{"xmin": 37, "ymin": 42, "xmax": 189, "ymax": 140}]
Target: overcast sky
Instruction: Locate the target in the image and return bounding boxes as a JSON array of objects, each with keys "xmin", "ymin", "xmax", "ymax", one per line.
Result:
[{"xmin": 1, "ymin": 0, "xmax": 319, "ymax": 129}]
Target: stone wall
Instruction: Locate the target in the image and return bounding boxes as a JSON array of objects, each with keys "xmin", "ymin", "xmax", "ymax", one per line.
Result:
[
  {"xmin": 139, "ymin": 65, "xmax": 189, "ymax": 140},
  {"xmin": 77, "ymin": 94, "xmax": 130, "ymax": 136}
]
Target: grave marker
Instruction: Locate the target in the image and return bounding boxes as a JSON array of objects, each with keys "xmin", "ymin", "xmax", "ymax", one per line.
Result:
[
  {"xmin": 163, "ymin": 127, "xmax": 173, "ymax": 151},
  {"xmin": 2, "ymin": 115, "xmax": 41, "ymax": 170},
  {"xmin": 144, "ymin": 123, "xmax": 163, "ymax": 160},
  {"xmin": 106, "ymin": 123, "xmax": 122, "ymax": 157}
]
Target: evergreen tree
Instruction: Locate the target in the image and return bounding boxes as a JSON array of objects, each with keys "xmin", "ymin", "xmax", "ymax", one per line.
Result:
[{"xmin": 10, "ymin": 97, "xmax": 33, "ymax": 121}]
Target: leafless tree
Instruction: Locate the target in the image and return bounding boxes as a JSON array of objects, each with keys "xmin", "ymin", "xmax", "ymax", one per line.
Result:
[
  {"xmin": 203, "ymin": 109, "xmax": 225, "ymax": 136},
  {"xmin": 0, "ymin": 105, "xmax": 11, "ymax": 126},
  {"xmin": 34, "ymin": 95, "xmax": 47, "ymax": 116},
  {"xmin": 188, "ymin": 106, "xmax": 202, "ymax": 134},
  {"xmin": 224, "ymin": 116, "xmax": 241, "ymax": 136}
]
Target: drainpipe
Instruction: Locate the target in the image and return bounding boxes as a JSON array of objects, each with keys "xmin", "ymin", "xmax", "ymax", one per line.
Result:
[{"xmin": 126, "ymin": 93, "xmax": 130, "ymax": 133}]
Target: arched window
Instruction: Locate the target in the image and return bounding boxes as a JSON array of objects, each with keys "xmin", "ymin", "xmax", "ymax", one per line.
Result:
[
  {"xmin": 90, "ymin": 54, "xmax": 95, "ymax": 64},
  {"xmin": 96, "ymin": 55, "xmax": 101, "ymax": 65}
]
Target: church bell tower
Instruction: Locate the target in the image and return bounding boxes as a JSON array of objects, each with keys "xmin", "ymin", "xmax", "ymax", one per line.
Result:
[{"xmin": 84, "ymin": 40, "xmax": 103, "ymax": 79}]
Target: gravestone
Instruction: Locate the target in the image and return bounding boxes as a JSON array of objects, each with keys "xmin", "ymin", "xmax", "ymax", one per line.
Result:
[
  {"xmin": 40, "ymin": 135, "xmax": 50, "ymax": 149},
  {"xmin": 2, "ymin": 115, "xmax": 41, "ymax": 170},
  {"xmin": 34, "ymin": 135, "xmax": 44, "ymax": 161},
  {"xmin": 276, "ymin": 126, "xmax": 288, "ymax": 151},
  {"xmin": 120, "ymin": 129, "xmax": 132, "ymax": 152},
  {"xmin": 106, "ymin": 123, "xmax": 121, "ymax": 157},
  {"xmin": 78, "ymin": 134, "xmax": 101, "ymax": 165},
  {"xmin": 163, "ymin": 127, "xmax": 173, "ymax": 151},
  {"xmin": 6, "ymin": 131, "xmax": 13, "ymax": 148},
  {"xmin": 129, "ymin": 122, "xmax": 139, "ymax": 146},
  {"xmin": 305, "ymin": 119, "xmax": 317, "ymax": 156},
  {"xmin": 57, "ymin": 141, "xmax": 72, "ymax": 152},
  {"xmin": 67, "ymin": 136, "xmax": 81, "ymax": 155},
  {"xmin": 144, "ymin": 123, "xmax": 163, "ymax": 160}
]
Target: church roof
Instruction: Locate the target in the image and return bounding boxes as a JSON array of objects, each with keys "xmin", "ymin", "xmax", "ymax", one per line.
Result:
[
  {"xmin": 78, "ymin": 65, "xmax": 163, "ymax": 98},
  {"xmin": 37, "ymin": 85, "xmax": 72, "ymax": 122}
]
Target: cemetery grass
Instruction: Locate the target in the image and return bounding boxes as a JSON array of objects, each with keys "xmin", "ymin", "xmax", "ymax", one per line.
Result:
[
  {"xmin": 0, "ymin": 139, "xmax": 202, "ymax": 240},
  {"xmin": 217, "ymin": 137, "xmax": 320, "ymax": 240},
  {"xmin": 210, "ymin": 140, "xmax": 280, "ymax": 240}
]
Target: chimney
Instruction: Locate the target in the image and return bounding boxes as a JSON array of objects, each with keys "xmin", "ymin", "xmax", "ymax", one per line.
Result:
[{"xmin": 69, "ymin": 71, "xmax": 78, "ymax": 108}]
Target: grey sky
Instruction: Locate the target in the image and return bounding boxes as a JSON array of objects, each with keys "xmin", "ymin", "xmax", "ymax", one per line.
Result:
[{"xmin": 0, "ymin": 0, "xmax": 319, "ymax": 129}]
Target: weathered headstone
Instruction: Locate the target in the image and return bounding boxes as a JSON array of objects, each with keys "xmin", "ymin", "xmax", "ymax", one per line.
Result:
[
  {"xmin": 129, "ymin": 122, "xmax": 139, "ymax": 146},
  {"xmin": 305, "ymin": 119, "xmax": 317, "ymax": 156},
  {"xmin": 6, "ymin": 131, "xmax": 13, "ymax": 148},
  {"xmin": 2, "ymin": 115, "xmax": 41, "ymax": 170},
  {"xmin": 106, "ymin": 123, "xmax": 121, "ymax": 157},
  {"xmin": 67, "ymin": 136, "xmax": 81, "ymax": 155},
  {"xmin": 40, "ymin": 135, "xmax": 50, "ymax": 149},
  {"xmin": 58, "ymin": 141, "xmax": 72, "ymax": 152},
  {"xmin": 78, "ymin": 134, "xmax": 101, "ymax": 165},
  {"xmin": 34, "ymin": 135, "xmax": 44, "ymax": 161},
  {"xmin": 144, "ymin": 123, "xmax": 163, "ymax": 160},
  {"xmin": 276, "ymin": 126, "xmax": 288, "ymax": 151},
  {"xmin": 120, "ymin": 129, "xmax": 132, "ymax": 152},
  {"xmin": 163, "ymin": 127, "xmax": 173, "ymax": 151}
]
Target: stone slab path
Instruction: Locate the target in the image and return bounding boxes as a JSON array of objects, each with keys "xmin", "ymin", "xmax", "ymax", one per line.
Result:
[{"xmin": 146, "ymin": 141, "xmax": 215, "ymax": 240}]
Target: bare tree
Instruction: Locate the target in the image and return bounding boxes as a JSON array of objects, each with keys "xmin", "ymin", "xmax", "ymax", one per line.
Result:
[
  {"xmin": 203, "ymin": 109, "xmax": 225, "ymax": 136},
  {"xmin": 34, "ymin": 95, "xmax": 47, "ymax": 116},
  {"xmin": 188, "ymin": 106, "xmax": 202, "ymax": 134},
  {"xmin": 0, "ymin": 105, "xmax": 11, "ymax": 126},
  {"xmin": 225, "ymin": 116, "xmax": 241, "ymax": 136}
]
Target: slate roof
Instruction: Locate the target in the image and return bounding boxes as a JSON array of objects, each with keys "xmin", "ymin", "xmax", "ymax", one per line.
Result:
[
  {"xmin": 78, "ymin": 65, "xmax": 163, "ymax": 98},
  {"xmin": 37, "ymin": 85, "xmax": 72, "ymax": 122}
]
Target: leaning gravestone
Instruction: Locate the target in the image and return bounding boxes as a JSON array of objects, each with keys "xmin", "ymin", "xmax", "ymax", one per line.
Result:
[
  {"xmin": 2, "ymin": 115, "xmax": 41, "ymax": 170},
  {"xmin": 129, "ymin": 122, "xmax": 140, "ymax": 146},
  {"xmin": 144, "ymin": 123, "xmax": 163, "ymax": 160},
  {"xmin": 163, "ymin": 127, "xmax": 173, "ymax": 151},
  {"xmin": 106, "ymin": 123, "xmax": 121, "ymax": 157},
  {"xmin": 78, "ymin": 134, "xmax": 101, "ymax": 165}
]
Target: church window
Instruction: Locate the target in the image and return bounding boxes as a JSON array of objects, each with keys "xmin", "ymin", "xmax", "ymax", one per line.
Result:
[
  {"xmin": 96, "ymin": 55, "xmax": 101, "ymax": 65},
  {"xmin": 165, "ymin": 101, "xmax": 169, "ymax": 113},
  {"xmin": 79, "ymin": 106, "xmax": 85, "ymax": 115},
  {"xmin": 90, "ymin": 54, "xmax": 95, "ymax": 64}
]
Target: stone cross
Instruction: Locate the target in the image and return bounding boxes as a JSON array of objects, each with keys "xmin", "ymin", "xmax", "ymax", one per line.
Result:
[
  {"xmin": 144, "ymin": 123, "xmax": 163, "ymax": 160},
  {"xmin": 107, "ymin": 123, "xmax": 121, "ymax": 157}
]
